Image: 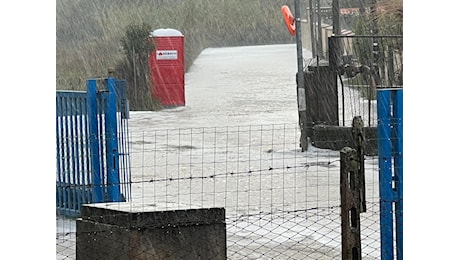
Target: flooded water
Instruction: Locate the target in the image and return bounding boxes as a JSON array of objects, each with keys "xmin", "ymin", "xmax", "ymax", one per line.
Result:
[
  {"xmin": 57, "ymin": 44, "xmax": 381, "ymax": 259},
  {"xmin": 129, "ymin": 44, "xmax": 300, "ymax": 131}
]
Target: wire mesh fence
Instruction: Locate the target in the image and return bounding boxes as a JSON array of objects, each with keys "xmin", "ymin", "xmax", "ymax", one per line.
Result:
[
  {"xmin": 330, "ymin": 35, "xmax": 403, "ymax": 127},
  {"xmin": 56, "ymin": 123, "xmax": 381, "ymax": 259}
]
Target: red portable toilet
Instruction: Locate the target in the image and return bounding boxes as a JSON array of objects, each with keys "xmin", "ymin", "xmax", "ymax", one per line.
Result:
[{"xmin": 148, "ymin": 28, "xmax": 185, "ymax": 107}]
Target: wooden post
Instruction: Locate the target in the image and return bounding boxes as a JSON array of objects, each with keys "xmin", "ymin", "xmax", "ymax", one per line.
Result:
[
  {"xmin": 340, "ymin": 147, "xmax": 362, "ymax": 260},
  {"xmin": 352, "ymin": 116, "xmax": 366, "ymax": 213}
]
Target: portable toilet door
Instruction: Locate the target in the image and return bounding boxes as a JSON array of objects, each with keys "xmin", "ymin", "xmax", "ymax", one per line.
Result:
[{"xmin": 148, "ymin": 28, "xmax": 185, "ymax": 107}]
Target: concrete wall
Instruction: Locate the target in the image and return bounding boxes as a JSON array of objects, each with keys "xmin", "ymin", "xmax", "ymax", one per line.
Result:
[{"xmin": 76, "ymin": 205, "xmax": 226, "ymax": 260}]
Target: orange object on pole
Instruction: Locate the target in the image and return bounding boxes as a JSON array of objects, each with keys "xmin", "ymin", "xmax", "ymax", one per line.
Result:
[{"xmin": 281, "ymin": 5, "xmax": 296, "ymax": 36}]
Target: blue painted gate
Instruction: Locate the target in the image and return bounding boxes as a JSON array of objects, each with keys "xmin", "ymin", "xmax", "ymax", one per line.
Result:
[{"xmin": 56, "ymin": 77, "xmax": 131, "ymax": 217}]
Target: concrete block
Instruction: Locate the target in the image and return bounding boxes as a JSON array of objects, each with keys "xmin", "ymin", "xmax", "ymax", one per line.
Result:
[{"xmin": 76, "ymin": 203, "xmax": 226, "ymax": 260}]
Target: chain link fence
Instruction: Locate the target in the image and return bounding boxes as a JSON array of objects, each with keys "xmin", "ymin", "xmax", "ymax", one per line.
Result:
[{"xmin": 57, "ymin": 123, "xmax": 381, "ymax": 259}]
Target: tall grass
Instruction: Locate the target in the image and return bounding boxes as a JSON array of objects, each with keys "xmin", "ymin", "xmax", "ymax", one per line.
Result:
[{"xmin": 56, "ymin": 0, "xmax": 295, "ymax": 89}]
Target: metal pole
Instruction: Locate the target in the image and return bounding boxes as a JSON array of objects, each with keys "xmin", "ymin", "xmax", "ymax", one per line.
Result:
[
  {"xmin": 132, "ymin": 45, "xmax": 138, "ymax": 103},
  {"xmin": 87, "ymin": 79, "xmax": 104, "ymax": 203},
  {"xmin": 331, "ymin": 0, "xmax": 341, "ymax": 61},
  {"xmin": 56, "ymin": 95, "xmax": 64, "ymax": 209},
  {"xmin": 331, "ymin": 0, "xmax": 342, "ymax": 127},
  {"xmin": 377, "ymin": 89, "xmax": 394, "ymax": 260},
  {"xmin": 332, "ymin": 0, "xmax": 340, "ymax": 36},
  {"xmin": 105, "ymin": 77, "xmax": 121, "ymax": 202},
  {"xmin": 392, "ymin": 89, "xmax": 403, "ymax": 259},
  {"xmin": 309, "ymin": 0, "xmax": 316, "ymax": 57},
  {"xmin": 377, "ymin": 88, "xmax": 403, "ymax": 259},
  {"xmin": 294, "ymin": 0, "xmax": 308, "ymax": 151},
  {"xmin": 316, "ymin": 0, "xmax": 323, "ymax": 58},
  {"xmin": 295, "ymin": 0, "xmax": 304, "ymax": 99}
]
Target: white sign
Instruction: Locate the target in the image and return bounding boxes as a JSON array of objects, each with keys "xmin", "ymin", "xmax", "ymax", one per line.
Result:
[
  {"xmin": 298, "ymin": 88, "xmax": 306, "ymax": 111},
  {"xmin": 156, "ymin": 50, "xmax": 178, "ymax": 60}
]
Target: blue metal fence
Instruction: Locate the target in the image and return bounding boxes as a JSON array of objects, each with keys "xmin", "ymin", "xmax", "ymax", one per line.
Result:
[
  {"xmin": 377, "ymin": 88, "xmax": 403, "ymax": 259},
  {"xmin": 56, "ymin": 77, "xmax": 131, "ymax": 217}
]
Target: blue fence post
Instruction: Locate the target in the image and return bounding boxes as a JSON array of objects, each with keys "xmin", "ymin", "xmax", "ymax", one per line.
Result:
[
  {"xmin": 377, "ymin": 89, "xmax": 394, "ymax": 260},
  {"xmin": 56, "ymin": 95, "xmax": 64, "ymax": 209},
  {"xmin": 393, "ymin": 89, "xmax": 403, "ymax": 259},
  {"xmin": 87, "ymin": 79, "xmax": 104, "ymax": 203},
  {"xmin": 377, "ymin": 88, "xmax": 403, "ymax": 260},
  {"xmin": 115, "ymin": 79, "xmax": 131, "ymax": 201},
  {"xmin": 63, "ymin": 96, "xmax": 73, "ymax": 211},
  {"xmin": 105, "ymin": 77, "xmax": 121, "ymax": 202}
]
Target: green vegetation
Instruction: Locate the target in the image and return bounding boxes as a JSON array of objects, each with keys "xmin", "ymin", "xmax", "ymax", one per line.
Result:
[
  {"xmin": 353, "ymin": 0, "xmax": 403, "ymax": 36},
  {"xmin": 116, "ymin": 23, "xmax": 160, "ymax": 111},
  {"xmin": 342, "ymin": 0, "xmax": 403, "ymax": 100},
  {"xmin": 56, "ymin": 0, "xmax": 295, "ymax": 103}
]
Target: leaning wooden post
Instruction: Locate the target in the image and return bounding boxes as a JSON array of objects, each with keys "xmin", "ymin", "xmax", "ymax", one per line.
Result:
[{"xmin": 340, "ymin": 147, "xmax": 362, "ymax": 260}]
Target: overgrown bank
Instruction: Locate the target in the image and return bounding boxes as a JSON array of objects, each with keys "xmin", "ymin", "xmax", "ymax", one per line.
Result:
[
  {"xmin": 56, "ymin": 0, "xmax": 402, "ymax": 110},
  {"xmin": 56, "ymin": 0, "xmax": 295, "ymax": 88}
]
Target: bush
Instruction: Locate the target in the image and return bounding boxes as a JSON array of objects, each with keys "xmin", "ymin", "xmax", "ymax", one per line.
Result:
[{"xmin": 115, "ymin": 23, "xmax": 161, "ymax": 111}]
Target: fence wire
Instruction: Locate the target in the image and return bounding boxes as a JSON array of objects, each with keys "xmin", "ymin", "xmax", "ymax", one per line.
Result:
[
  {"xmin": 329, "ymin": 35, "xmax": 402, "ymax": 127},
  {"xmin": 57, "ymin": 123, "xmax": 381, "ymax": 259}
]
